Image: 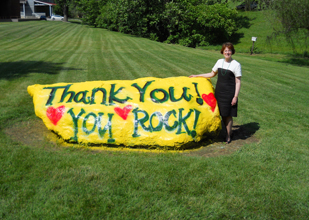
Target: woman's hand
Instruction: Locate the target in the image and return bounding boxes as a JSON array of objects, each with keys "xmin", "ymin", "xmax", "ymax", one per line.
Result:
[{"xmin": 231, "ymin": 96, "xmax": 238, "ymax": 106}]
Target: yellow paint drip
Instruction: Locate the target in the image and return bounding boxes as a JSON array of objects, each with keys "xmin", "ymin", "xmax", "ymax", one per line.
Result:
[{"xmin": 27, "ymin": 76, "xmax": 221, "ymax": 149}]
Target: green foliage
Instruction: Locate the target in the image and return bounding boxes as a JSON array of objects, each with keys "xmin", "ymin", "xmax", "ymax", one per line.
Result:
[
  {"xmin": 53, "ymin": 0, "xmax": 72, "ymax": 21},
  {"xmin": 54, "ymin": 0, "xmax": 78, "ymax": 18},
  {"xmin": 269, "ymin": 0, "xmax": 309, "ymax": 31},
  {"xmin": 263, "ymin": 0, "xmax": 309, "ymax": 51},
  {"xmin": 74, "ymin": 0, "xmax": 244, "ymax": 47},
  {"xmin": 53, "ymin": 3, "xmax": 63, "ymax": 15},
  {"xmin": 75, "ymin": 0, "xmax": 104, "ymax": 26},
  {"xmin": 205, "ymin": 10, "xmax": 308, "ymax": 56},
  {"xmin": 249, "ymin": 45, "xmax": 262, "ymax": 54},
  {"xmin": 195, "ymin": 4, "xmax": 240, "ymax": 43}
]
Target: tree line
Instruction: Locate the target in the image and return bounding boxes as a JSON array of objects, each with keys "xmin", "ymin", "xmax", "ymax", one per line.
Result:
[
  {"xmin": 56, "ymin": 0, "xmax": 245, "ymax": 47},
  {"xmin": 54, "ymin": 0, "xmax": 308, "ymax": 50}
]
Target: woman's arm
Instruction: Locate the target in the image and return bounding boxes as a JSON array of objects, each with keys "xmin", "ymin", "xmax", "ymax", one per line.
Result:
[
  {"xmin": 231, "ymin": 76, "xmax": 241, "ymax": 106},
  {"xmin": 189, "ymin": 70, "xmax": 217, "ymax": 78}
]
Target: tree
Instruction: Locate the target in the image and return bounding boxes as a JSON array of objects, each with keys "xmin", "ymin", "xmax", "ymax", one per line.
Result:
[
  {"xmin": 75, "ymin": 0, "xmax": 103, "ymax": 27},
  {"xmin": 270, "ymin": 0, "xmax": 309, "ymax": 31},
  {"xmin": 54, "ymin": 0, "xmax": 72, "ymax": 22},
  {"xmin": 265, "ymin": 0, "xmax": 309, "ymax": 51},
  {"xmin": 243, "ymin": 0, "xmax": 253, "ymax": 11},
  {"xmin": 74, "ymin": 0, "xmax": 245, "ymax": 47}
]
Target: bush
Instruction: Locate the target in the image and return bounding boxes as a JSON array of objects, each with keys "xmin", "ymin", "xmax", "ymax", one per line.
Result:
[
  {"xmin": 249, "ymin": 45, "xmax": 262, "ymax": 54},
  {"xmin": 75, "ymin": 0, "xmax": 102, "ymax": 27},
  {"xmin": 75, "ymin": 0, "xmax": 245, "ymax": 47}
]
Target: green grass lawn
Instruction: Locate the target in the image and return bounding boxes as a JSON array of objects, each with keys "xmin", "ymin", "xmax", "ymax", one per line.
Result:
[{"xmin": 1, "ymin": 21, "xmax": 309, "ymax": 219}]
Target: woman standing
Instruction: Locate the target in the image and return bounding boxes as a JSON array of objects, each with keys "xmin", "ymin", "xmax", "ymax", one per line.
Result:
[{"xmin": 190, "ymin": 42, "xmax": 241, "ymax": 143}]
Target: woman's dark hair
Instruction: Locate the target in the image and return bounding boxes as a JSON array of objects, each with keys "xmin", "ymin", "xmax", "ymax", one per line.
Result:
[{"xmin": 220, "ymin": 42, "xmax": 235, "ymax": 55}]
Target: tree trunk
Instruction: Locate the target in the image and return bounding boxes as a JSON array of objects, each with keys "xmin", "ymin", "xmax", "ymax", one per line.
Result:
[
  {"xmin": 63, "ymin": 4, "xmax": 68, "ymax": 22},
  {"xmin": 245, "ymin": 0, "xmax": 251, "ymax": 11}
]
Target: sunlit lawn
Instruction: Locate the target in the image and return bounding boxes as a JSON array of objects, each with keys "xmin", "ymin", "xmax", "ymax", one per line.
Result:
[{"xmin": 0, "ymin": 21, "xmax": 308, "ymax": 219}]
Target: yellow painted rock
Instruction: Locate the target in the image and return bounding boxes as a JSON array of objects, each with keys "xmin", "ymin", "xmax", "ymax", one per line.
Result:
[{"xmin": 27, "ymin": 77, "xmax": 221, "ymax": 148}]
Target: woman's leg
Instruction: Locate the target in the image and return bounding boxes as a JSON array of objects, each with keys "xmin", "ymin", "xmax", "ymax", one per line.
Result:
[{"xmin": 222, "ymin": 116, "xmax": 233, "ymax": 143}]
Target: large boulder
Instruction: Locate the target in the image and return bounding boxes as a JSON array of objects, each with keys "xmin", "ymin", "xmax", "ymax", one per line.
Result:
[{"xmin": 27, "ymin": 77, "xmax": 221, "ymax": 149}]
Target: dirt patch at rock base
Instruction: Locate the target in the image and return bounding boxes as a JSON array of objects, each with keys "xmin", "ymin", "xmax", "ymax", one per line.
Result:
[{"xmin": 4, "ymin": 119, "xmax": 260, "ymax": 157}]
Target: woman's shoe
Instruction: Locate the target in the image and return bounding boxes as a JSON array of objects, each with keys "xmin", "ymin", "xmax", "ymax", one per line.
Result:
[{"xmin": 226, "ymin": 133, "xmax": 233, "ymax": 144}]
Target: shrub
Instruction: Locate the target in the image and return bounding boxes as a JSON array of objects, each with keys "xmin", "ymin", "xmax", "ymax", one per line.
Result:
[{"xmin": 75, "ymin": 0, "xmax": 244, "ymax": 47}]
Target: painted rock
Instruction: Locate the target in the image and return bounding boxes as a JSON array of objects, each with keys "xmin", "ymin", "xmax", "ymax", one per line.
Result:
[{"xmin": 27, "ymin": 77, "xmax": 221, "ymax": 148}]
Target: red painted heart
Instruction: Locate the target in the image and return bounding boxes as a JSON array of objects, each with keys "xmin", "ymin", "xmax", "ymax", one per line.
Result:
[
  {"xmin": 202, "ymin": 93, "xmax": 217, "ymax": 112},
  {"xmin": 114, "ymin": 105, "xmax": 133, "ymax": 120},
  {"xmin": 46, "ymin": 105, "xmax": 65, "ymax": 125}
]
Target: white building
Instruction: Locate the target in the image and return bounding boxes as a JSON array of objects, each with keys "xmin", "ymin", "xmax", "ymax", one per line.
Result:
[{"xmin": 20, "ymin": 0, "xmax": 56, "ymax": 18}]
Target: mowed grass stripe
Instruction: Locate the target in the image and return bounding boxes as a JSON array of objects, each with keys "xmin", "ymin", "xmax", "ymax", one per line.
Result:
[
  {"xmin": 96, "ymin": 29, "xmax": 214, "ymax": 79},
  {"xmin": 15, "ymin": 23, "xmax": 69, "ymax": 51},
  {"xmin": 12, "ymin": 22, "xmax": 79, "ymax": 54},
  {"xmin": 60, "ymin": 53, "xmax": 87, "ymax": 83},
  {"xmin": 51, "ymin": 24, "xmax": 86, "ymax": 52},
  {"xmin": 0, "ymin": 23, "xmax": 77, "ymax": 66},
  {"xmin": 76, "ymin": 27, "xmax": 98, "ymax": 81},
  {"xmin": 27, "ymin": 25, "xmax": 85, "ymax": 83},
  {"xmin": 124, "ymin": 37, "xmax": 190, "ymax": 77},
  {"xmin": 0, "ymin": 23, "xmax": 57, "ymax": 61},
  {"xmin": 128, "ymin": 37, "xmax": 190, "ymax": 76},
  {"xmin": 125, "ymin": 35, "xmax": 222, "ymax": 78},
  {"xmin": 90, "ymin": 39, "xmax": 118, "ymax": 81},
  {"xmin": 239, "ymin": 56, "xmax": 309, "ymax": 98},
  {"xmin": 0, "ymin": 75, "xmax": 40, "ymax": 123},
  {"xmin": 53, "ymin": 25, "xmax": 92, "ymax": 83},
  {"xmin": 0, "ymin": 22, "xmax": 56, "ymax": 50},
  {"xmin": 41, "ymin": 24, "xmax": 81, "ymax": 51},
  {"xmin": 102, "ymin": 32, "xmax": 137, "ymax": 80},
  {"xmin": 137, "ymin": 36, "xmax": 221, "ymax": 67},
  {"xmin": 106, "ymin": 35, "xmax": 159, "ymax": 78},
  {"xmin": 241, "ymin": 80, "xmax": 308, "ymax": 130},
  {"xmin": 0, "ymin": 23, "xmax": 41, "ymax": 47},
  {"xmin": 0, "ymin": 23, "xmax": 90, "ymax": 88},
  {"xmin": 32, "ymin": 25, "xmax": 80, "ymax": 54},
  {"xmin": 123, "ymin": 37, "xmax": 193, "ymax": 78},
  {"xmin": 117, "ymin": 35, "xmax": 179, "ymax": 77},
  {"xmin": 89, "ymin": 30, "xmax": 123, "ymax": 81},
  {"xmin": 98, "ymin": 31, "xmax": 123, "ymax": 80},
  {"xmin": 240, "ymin": 55, "xmax": 308, "ymax": 83}
]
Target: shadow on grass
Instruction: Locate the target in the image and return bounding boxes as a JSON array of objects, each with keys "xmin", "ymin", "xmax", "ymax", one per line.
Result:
[
  {"xmin": 182, "ymin": 122, "xmax": 260, "ymax": 157},
  {"xmin": 232, "ymin": 122, "xmax": 260, "ymax": 141},
  {"xmin": 230, "ymin": 33, "xmax": 245, "ymax": 44},
  {"xmin": 0, "ymin": 61, "xmax": 81, "ymax": 80},
  {"xmin": 211, "ymin": 15, "xmax": 251, "ymax": 45},
  {"xmin": 82, "ymin": 122, "xmax": 261, "ymax": 152},
  {"xmin": 214, "ymin": 121, "xmax": 260, "ymax": 143},
  {"xmin": 278, "ymin": 56, "xmax": 309, "ymax": 67},
  {"xmin": 237, "ymin": 14, "xmax": 252, "ymax": 29},
  {"xmin": 69, "ymin": 20, "xmax": 83, "ymax": 25}
]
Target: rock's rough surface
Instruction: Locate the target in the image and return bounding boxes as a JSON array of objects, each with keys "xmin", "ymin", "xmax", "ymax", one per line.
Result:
[{"xmin": 27, "ymin": 77, "xmax": 221, "ymax": 148}]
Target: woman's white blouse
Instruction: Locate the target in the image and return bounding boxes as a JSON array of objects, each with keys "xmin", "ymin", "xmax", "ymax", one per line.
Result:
[{"xmin": 212, "ymin": 59, "xmax": 242, "ymax": 77}]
